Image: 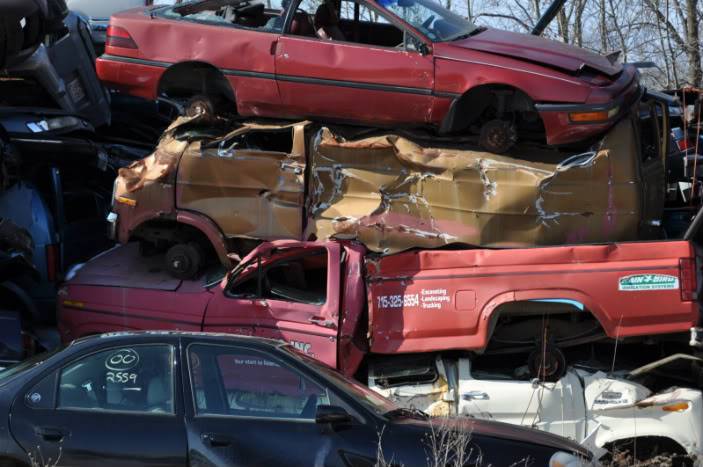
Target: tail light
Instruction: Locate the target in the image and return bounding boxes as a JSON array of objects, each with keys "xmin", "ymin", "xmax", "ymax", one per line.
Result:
[
  {"xmin": 680, "ymin": 257, "xmax": 697, "ymax": 301},
  {"xmin": 46, "ymin": 244, "xmax": 59, "ymax": 283},
  {"xmin": 677, "ymin": 139, "xmax": 691, "ymax": 151},
  {"xmin": 106, "ymin": 26, "xmax": 138, "ymax": 49}
]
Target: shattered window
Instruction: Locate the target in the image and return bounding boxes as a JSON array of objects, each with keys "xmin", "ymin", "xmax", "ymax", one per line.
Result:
[
  {"xmin": 188, "ymin": 344, "xmax": 339, "ymax": 419},
  {"xmin": 228, "ymin": 249, "xmax": 328, "ymax": 305},
  {"xmin": 162, "ymin": 0, "xmax": 279, "ymax": 31}
]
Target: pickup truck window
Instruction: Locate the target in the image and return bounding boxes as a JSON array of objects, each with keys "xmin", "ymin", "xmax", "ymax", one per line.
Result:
[{"xmin": 227, "ymin": 249, "xmax": 328, "ymax": 305}]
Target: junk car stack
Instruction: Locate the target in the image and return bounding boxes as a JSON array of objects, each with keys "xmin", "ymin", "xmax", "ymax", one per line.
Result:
[{"xmin": 0, "ymin": 0, "xmax": 702, "ymax": 465}]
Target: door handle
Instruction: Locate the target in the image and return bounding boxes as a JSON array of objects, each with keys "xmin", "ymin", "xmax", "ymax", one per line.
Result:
[
  {"xmin": 462, "ymin": 391, "xmax": 489, "ymax": 401},
  {"xmin": 35, "ymin": 427, "xmax": 66, "ymax": 442},
  {"xmin": 202, "ymin": 433, "xmax": 231, "ymax": 447},
  {"xmin": 254, "ymin": 299, "xmax": 269, "ymax": 308},
  {"xmin": 309, "ymin": 316, "xmax": 336, "ymax": 329}
]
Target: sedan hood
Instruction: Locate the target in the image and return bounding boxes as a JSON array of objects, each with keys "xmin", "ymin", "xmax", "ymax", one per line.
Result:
[
  {"xmin": 445, "ymin": 28, "xmax": 622, "ymax": 77},
  {"xmin": 396, "ymin": 417, "xmax": 591, "ymax": 458}
]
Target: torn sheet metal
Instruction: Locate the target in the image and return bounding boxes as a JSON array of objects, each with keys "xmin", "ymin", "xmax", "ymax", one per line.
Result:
[
  {"xmin": 115, "ymin": 115, "xmax": 308, "ymax": 242},
  {"xmin": 306, "ymin": 119, "xmax": 645, "ymax": 253},
  {"xmin": 177, "ymin": 121, "xmax": 307, "ymax": 240}
]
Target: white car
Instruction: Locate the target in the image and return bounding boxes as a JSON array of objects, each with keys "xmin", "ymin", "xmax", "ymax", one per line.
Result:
[{"xmin": 369, "ymin": 355, "xmax": 702, "ymax": 464}]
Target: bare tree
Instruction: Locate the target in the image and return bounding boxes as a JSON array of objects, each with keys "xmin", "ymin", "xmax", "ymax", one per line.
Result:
[{"xmin": 465, "ymin": 0, "xmax": 701, "ymax": 89}]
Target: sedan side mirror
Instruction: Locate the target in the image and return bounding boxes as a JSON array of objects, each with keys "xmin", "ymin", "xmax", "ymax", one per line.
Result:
[{"xmin": 315, "ymin": 405, "xmax": 353, "ymax": 425}]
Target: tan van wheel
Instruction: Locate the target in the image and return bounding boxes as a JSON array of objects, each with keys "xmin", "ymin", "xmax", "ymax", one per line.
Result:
[{"xmin": 165, "ymin": 242, "xmax": 203, "ymax": 279}]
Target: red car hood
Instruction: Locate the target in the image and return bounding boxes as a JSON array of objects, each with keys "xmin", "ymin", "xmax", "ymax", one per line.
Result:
[{"xmin": 442, "ymin": 28, "xmax": 622, "ymax": 77}]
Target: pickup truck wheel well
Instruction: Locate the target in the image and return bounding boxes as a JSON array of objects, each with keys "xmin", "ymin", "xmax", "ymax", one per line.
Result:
[
  {"xmin": 486, "ymin": 301, "xmax": 605, "ymax": 352},
  {"xmin": 440, "ymin": 84, "xmax": 543, "ymax": 136},
  {"xmin": 158, "ymin": 61, "xmax": 236, "ymax": 113},
  {"xmin": 602, "ymin": 436, "xmax": 691, "ymax": 466}
]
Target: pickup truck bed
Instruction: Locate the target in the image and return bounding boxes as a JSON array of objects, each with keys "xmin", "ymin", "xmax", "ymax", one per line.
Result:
[{"xmin": 366, "ymin": 240, "xmax": 701, "ymax": 354}]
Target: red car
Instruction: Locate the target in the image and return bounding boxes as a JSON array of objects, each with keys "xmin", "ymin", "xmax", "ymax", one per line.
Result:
[{"xmin": 96, "ymin": 0, "xmax": 640, "ymax": 152}]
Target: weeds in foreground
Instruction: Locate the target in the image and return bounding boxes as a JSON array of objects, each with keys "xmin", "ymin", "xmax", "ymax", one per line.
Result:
[
  {"xmin": 375, "ymin": 416, "xmax": 532, "ymax": 467},
  {"xmin": 27, "ymin": 442, "xmax": 62, "ymax": 467}
]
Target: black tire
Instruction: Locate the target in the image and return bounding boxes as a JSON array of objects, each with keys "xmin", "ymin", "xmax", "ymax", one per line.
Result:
[
  {"xmin": 165, "ymin": 242, "xmax": 203, "ymax": 280},
  {"xmin": 527, "ymin": 345, "xmax": 566, "ymax": 382},
  {"xmin": 478, "ymin": 119, "xmax": 517, "ymax": 154}
]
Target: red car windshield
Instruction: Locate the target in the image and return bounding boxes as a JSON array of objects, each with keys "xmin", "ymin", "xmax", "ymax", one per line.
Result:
[{"xmin": 375, "ymin": 0, "xmax": 478, "ymax": 42}]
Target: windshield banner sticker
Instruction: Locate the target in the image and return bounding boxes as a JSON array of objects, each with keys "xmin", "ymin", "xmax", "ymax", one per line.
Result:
[{"xmin": 618, "ymin": 274, "xmax": 679, "ymax": 291}]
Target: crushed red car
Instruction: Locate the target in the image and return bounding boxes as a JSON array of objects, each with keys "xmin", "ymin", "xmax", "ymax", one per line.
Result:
[{"xmin": 96, "ymin": 0, "xmax": 640, "ymax": 152}]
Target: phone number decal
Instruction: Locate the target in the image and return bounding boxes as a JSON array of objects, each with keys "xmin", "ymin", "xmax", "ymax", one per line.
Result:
[{"xmin": 376, "ymin": 289, "xmax": 451, "ymax": 310}]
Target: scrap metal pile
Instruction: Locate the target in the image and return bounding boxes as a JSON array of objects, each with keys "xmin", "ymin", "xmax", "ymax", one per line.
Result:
[{"xmin": 3, "ymin": 0, "xmax": 703, "ymax": 465}]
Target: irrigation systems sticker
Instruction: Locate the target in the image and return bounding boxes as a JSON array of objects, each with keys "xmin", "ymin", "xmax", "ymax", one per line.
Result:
[{"xmin": 618, "ymin": 274, "xmax": 679, "ymax": 291}]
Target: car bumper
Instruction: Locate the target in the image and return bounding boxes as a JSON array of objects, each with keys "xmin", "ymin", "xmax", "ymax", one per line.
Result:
[
  {"xmin": 96, "ymin": 55, "xmax": 164, "ymax": 101},
  {"xmin": 536, "ymin": 67, "xmax": 641, "ymax": 146}
]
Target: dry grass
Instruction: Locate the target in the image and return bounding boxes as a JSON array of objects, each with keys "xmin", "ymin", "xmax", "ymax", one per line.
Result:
[
  {"xmin": 375, "ymin": 416, "xmax": 532, "ymax": 467},
  {"xmin": 27, "ymin": 442, "xmax": 62, "ymax": 467}
]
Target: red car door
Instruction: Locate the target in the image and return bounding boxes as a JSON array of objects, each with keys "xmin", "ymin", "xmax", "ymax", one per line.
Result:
[
  {"xmin": 203, "ymin": 241, "xmax": 342, "ymax": 368},
  {"xmin": 274, "ymin": 0, "xmax": 435, "ymax": 125}
]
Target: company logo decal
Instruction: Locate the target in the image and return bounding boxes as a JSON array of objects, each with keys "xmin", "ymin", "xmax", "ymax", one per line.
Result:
[{"xmin": 618, "ymin": 274, "xmax": 679, "ymax": 291}]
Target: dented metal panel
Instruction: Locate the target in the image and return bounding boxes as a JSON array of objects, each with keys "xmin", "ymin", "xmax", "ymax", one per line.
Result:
[
  {"xmin": 114, "ymin": 116, "xmax": 308, "ymax": 244},
  {"xmin": 307, "ymin": 117, "xmax": 646, "ymax": 253},
  {"xmin": 177, "ymin": 121, "xmax": 307, "ymax": 240}
]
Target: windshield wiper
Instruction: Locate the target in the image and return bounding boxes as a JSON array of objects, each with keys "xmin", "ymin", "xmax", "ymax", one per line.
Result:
[
  {"xmin": 450, "ymin": 26, "xmax": 486, "ymax": 41},
  {"xmin": 384, "ymin": 407, "xmax": 429, "ymax": 420}
]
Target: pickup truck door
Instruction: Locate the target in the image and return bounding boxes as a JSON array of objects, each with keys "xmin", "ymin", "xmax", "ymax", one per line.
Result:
[
  {"xmin": 203, "ymin": 242, "xmax": 342, "ymax": 368},
  {"xmin": 456, "ymin": 361, "xmax": 586, "ymax": 442}
]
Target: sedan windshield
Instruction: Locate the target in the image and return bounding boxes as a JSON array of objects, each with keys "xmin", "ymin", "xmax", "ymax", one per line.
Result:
[
  {"xmin": 0, "ymin": 347, "xmax": 62, "ymax": 385},
  {"xmin": 375, "ymin": 0, "xmax": 478, "ymax": 42}
]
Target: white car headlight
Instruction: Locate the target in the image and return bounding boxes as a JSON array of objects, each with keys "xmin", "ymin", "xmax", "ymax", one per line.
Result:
[{"xmin": 549, "ymin": 451, "xmax": 593, "ymax": 467}]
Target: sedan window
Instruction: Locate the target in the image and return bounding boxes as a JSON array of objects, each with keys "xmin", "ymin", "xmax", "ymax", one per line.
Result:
[
  {"xmin": 188, "ymin": 344, "xmax": 346, "ymax": 419},
  {"xmin": 290, "ymin": 0, "xmax": 406, "ymax": 48},
  {"xmin": 161, "ymin": 0, "xmax": 280, "ymax": 31},
  {"xmin": 376, "ymin": 0, "xmax": 477, "ymax": 42},
  {"xmin": 58, "ymin": 345, "xmax": 175, "ymax": 414},
  {"xmin": 285, "ymin": 346, "xmax": 398, "ymax": 416}
]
